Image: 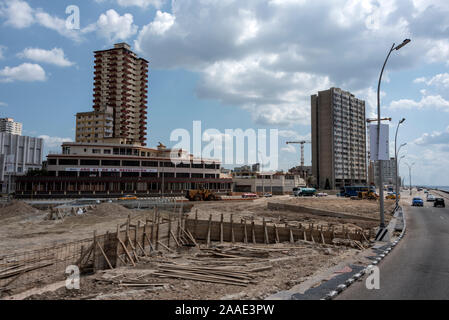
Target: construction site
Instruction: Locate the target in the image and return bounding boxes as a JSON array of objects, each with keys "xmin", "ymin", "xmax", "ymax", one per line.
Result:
[
  {"xmin": 0, "ymin": 42, "xmax": 398, "ymax": 301},
  {"xmin": 0, "ymin": 195, "xmax": 397, "ymax": 300}
]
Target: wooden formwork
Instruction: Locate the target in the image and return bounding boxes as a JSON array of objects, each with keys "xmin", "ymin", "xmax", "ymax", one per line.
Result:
[
  {"xmin": 0, "ymin": 208, "xmax": 372, "ymax": 297},
  {"xmin": 185, "ymin": 217, "xmax": 368, "ymax": 245},
  {"xmin": 90, "ymin": 210, "xmax": 187, "ymax": 271},
  {"xmin": 89, "ymin": 212, "xmax": 371, "ymax": 272}
]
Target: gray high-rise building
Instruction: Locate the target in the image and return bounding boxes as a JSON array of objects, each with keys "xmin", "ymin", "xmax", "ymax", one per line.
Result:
[
  {"xmin": 0, "ymin": 133, "xmax": 43, "ymax": 193},
  {"xmin": 311, "ymin": 88, "xmax": 367, "ymax": 189},
  {"xmin": 369, "ymin": 158, "xmax": 400, "ymax": 187}
]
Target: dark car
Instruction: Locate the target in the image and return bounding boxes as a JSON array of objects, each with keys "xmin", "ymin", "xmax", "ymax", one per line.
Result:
[
  {"xmin": 434, "ymin": 198, "xmax": 445, "ymax": 208},
  {"xmin": 412, "ymin": 197, "xmax": 424, "ymax": 207}
]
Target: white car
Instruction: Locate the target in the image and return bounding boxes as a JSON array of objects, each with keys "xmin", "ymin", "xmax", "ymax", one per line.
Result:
[
  {"xmin": 316, "ymin": 192, "xmax": 328, "ymax": 197},
  {"xmin": 427, "ymin": 194, "xmax": 436, "ymax": 202}
]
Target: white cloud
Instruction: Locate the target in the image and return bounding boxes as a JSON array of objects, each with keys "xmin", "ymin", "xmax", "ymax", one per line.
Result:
[
  {"xmin": 426, "ymin": 40, "xmax": 449, "ymax": 65},
  {"xmin": 389, "ymin": 94, "xmax": 449, "ymax": 112},
  {"xmin": 196, "ymin": 55, "xmax": 332, "ymax": 126},
  {"xmin": 279, "ymin": 130, "xmax": 301, "ymax": 139},
  {"xmin": 35, "ymin": 10, "xmax": 83, "ymax": 42},
  {"xmin": 0, "ymin": 101, "xmax": 8, "ymax": 107},
  {"xmin": 0, "ymin": 0, "xmax": 82, "ymax": 41},
  {"xmin": 18, "ymin": 48, "xmax": 74, "ymax": 67},
  {"xmin": 0, "ymin": 63, "xmax": 46, "ymax": 82},
  {"xmin": 414, "ymin": 73, "xmax": 449, "ymax": 88},
  {"xmin": 134, "ymin": 0, "xmax": 436, "ymax": 126},
  {"xmin": 0, "ymin": 0, "xmax": 34, "ymax": 28},
  {"xmin": 236, "ymin": 10, "xmax": 260, "ymax": 45},
  {"xmin": 88, "ymin": 9, "xmax": 138, "ymax": 42},
  {"xmin": 281, "ymin": 144, "xmax": 297, "ymax": 154},
  {"xmin": 117, "ymin": 0, "xmax": 164, "ymax": 8},
  {"xmin": 141, "ymin": 10, "xmax": 175, "ymax": 36},
  {"xmin": 414, "ymin": 126, "xmax": 449, "ymax": 146},
  {"xmin": 38, "ymin": 135, "xmax": 73, "ymax": 149},
  {"xmin": 95, "ymin": 0, "xmax": 164, "ymax": 9},
  {"xmin": 353, "ymin": 87, "xmax": 387, "ymax": 119},
  {"xmin": 400, "ymin": 146, "xmax": 449, "ymax": 186}
]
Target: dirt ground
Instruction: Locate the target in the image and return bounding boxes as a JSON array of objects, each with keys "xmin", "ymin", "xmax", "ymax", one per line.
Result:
[
  {"xmin": 26, "ymin": 242, "xmax": 362, "ymax": 300},
  {"xmin": 0, "ymin": 202, "xmax": 158, "ymax": 256},
  {"xmin": 0, "ymin": 196, "xmax": 387, "ymax": 300},
  {"xmin": 0, "ymin": 196, "xmax": 391, "ymax": 256},
  {"xmin": 282, "ymin": 197, "xmax": 396, "ymax": 216},
  {"xmin": 191, "ymin": 196, "xmax": 394, "ymax": 231}
]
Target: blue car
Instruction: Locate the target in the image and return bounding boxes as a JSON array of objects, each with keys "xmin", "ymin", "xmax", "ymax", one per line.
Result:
[{"xmin": 412, "ymin": 197, "xmax": 424, "ymax": 207}]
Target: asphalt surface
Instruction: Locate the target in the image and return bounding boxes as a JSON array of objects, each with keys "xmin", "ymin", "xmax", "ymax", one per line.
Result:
[{"xmin": 338, "ymin": 191, "xmax": 449, "ymax": 300}]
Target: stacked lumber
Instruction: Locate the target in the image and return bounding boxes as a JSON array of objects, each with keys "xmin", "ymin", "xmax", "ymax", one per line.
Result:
[
  {"xmin": 197, "ymin": 246, "xmax": 270, "ymax": 260},
  {"xmin": 152, "ymin": 263, "xmax": 258, "ymax": 287},
  {"xmin": 96, "ymin": 277, "xmax": 168, "ymax": 288},
  {"xmin": 0, "ymin": 255, "xmax": 55, "ymax": 280},
  {"xmin": 332, "ymin": 238, "xmax": 366, "ymax": 250}
]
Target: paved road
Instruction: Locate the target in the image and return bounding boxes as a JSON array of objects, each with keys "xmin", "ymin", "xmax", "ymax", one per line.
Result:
[{"xmin": 338, "ymin": 191, "xmax": 449, "ymax": 300}]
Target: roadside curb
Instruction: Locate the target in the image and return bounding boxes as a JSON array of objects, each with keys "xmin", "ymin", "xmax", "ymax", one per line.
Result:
[{"xmin": 320, "ymin": 206, "xmax": 407, "ymax": 300}]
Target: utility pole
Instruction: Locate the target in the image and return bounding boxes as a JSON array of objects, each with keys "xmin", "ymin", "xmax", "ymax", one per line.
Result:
[
  {"xmin": 375, "ymin": 39, "xmax": 411, "ymax": 233},
  {"xmin": 404, "ymin": 162, "xmax": 415, "ymax": 196}
]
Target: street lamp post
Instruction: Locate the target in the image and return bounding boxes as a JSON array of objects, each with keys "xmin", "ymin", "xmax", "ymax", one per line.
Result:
[
  {"xmin": 398, "ymin": 154, "xmax": 406, "ymax": 192},
  {"xmin": 394, "ymin": 115, "xmax": 406, "ymax": 208},
  {"xmin": 397, "ymin": 154, "xmax": 405, "ymax": 191},
  {"xmin": 398, "ymin": 155, "xmax": 406, "ymax": 181},
  {"xmin": 404, "ymin": 162, "xmax": 415, "ymax": 196},
  {"xmin": 395, "ymin": 143, "xmax": 406, "ymax": 206},
  {"xmin": 376, "ymin": 39, "xmax": 411, "ymax": 230}
]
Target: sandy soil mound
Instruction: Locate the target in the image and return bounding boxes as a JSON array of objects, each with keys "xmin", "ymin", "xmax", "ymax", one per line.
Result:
[
  {"xmin": 284, "ymin": 198, "xmax": 396, "ymax": 216},
  {"xmin": 87, "ymin": 203, "xmax": 131, "ymax": 217},
  {"xmin": 0, "ymin": 201, "xmax": 40, "ymax": 220},
  {"xmin": 58, "ymin": 203, "xmax": 132, "ymax": 227}
]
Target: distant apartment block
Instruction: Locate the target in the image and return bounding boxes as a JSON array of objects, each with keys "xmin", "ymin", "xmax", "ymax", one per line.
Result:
[
  {"xmin": 15, "ymin": 142, "xmax": 231, "ymax": 197},
  {"xmin": 76, "ymin": 108, "xmax": 114, "ymax": 144},
  {"xmin": 369, "ymin": 158, "xmax": 400, "ymax": 187},
  {"xmin": 0, "ymin": 132, "xmax": 43, "ymax": 193},
  {"xmin": 311, "ymin": 87, "xmax": 367, "ymax": 189},
  {"xmin": 76, "ymin": 43, "xmax": 149, "ymax": 145},
  {"xmin": 0, "ymin": 118, "xmax": 22, "ymax": 136},
  {"xmin": 232, "ymin": 171, "xmax": 306, "ymax": 195}
]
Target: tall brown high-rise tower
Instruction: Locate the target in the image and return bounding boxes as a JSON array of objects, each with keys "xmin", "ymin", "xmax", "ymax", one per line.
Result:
[
  {"xmin": 76, "ymin": 43, "xmax": 148, "ymax": 145},
  {"xmin": 311, "ymin": 87, "xmax": 367, "ymax": 189}
]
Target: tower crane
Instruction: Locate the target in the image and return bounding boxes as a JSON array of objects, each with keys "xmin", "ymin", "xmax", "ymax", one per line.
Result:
[{"xmin": 286, "ymin": 141, "xmax": 311, "ymax": 167}]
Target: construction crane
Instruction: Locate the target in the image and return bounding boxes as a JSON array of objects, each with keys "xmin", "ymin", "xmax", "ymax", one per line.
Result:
[
  {"xmin": 286, "ymin": 141, "xmax": 311, "ymax": 167},
  {"xmin": 366, "ymin": 118, "xmax": 391, "ymax": 123}
]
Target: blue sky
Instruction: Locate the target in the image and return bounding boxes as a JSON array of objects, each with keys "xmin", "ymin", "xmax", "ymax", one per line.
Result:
[{"xmin": 1, "ymin": 0, "xmax": 449, "ymax": 185}]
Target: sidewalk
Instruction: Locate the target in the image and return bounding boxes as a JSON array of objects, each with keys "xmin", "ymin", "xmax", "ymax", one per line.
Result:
[{"xmin": 267, "ymin": 195, "xmax": 407, "ymax": 300}]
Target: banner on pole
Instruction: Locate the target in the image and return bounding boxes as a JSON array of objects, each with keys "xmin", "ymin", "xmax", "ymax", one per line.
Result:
[{"xmin": 369, "ymin": 124, "xmax": 389, "ymax": 161}]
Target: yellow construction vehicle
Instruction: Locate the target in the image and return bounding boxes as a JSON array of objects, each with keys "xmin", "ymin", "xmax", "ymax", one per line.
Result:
[
  {"xmin": 386, "ymin": 193, "xmax": 400, "ymax": 200},
  {"xmin": 357, "ymin": 190, "xmax": 379, "ymax": 200},
  {"xmin": 185, "ymin": 189, "xmax": 221, "ymax": 201}
]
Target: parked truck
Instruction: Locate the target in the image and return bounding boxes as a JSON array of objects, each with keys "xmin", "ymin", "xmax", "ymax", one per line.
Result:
[{"xmin": 294, "ymin": 188, "xmax": 317, "ymax": 197}]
